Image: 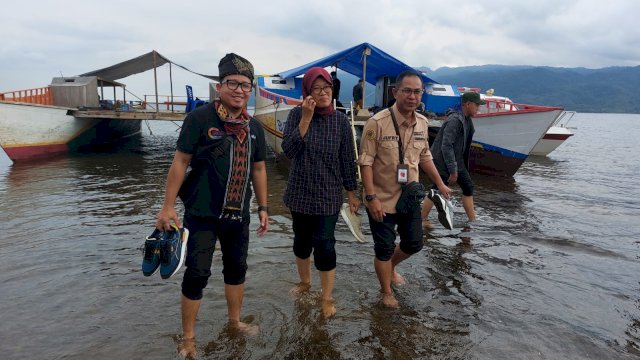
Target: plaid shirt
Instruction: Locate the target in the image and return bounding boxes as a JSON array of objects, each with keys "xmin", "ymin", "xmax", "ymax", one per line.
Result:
[{"xmin": 282, "ymin": 106, "xmax": 358, "ymax": 215}]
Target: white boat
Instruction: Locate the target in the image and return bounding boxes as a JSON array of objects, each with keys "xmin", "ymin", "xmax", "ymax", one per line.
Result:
[
  {"xmin": 254, "ymin": 43, "xmax": 563, "ymax": 177},
  {"xmin": 530, "ymin": 111, "xmax": 575, "ymax": 156},
  {"xmin": 0, "ymin": 51, "xmax": 211, "ymax": 162},
  {"xmin": 0, "ymin": 86, "xmax": 141, "ymax": 161},
  {"xmin": 0, "ymin": 144, "xmax": 12, "ymax": 167},
  {"xmin": 479, "ymin": 91, "xmax": 575, "ymax": 156},
  {"xmin": 1, "ymin": 99, "xmax": 96, "ymax": 160}
]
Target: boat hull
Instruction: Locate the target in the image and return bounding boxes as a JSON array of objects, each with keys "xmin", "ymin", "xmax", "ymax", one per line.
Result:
[
  {"xmin": 470, "ymin": 108, "xmax": 563, "ymax": 176},
  {"xmin": 254, "ymin": 87, "xmax": 561, "ymax": 177},
  {"xmin": 0, "ymin": 101, "xmax": 141, "ymax": 161},
  {"xmin": 530, "ymin": 126, "xmax": 574, "ymax": 156}
]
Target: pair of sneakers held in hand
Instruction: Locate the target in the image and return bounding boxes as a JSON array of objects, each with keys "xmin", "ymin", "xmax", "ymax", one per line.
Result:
[{"xmin": 142, "ymin": 225, "xmax": 189, "ymax": 279}]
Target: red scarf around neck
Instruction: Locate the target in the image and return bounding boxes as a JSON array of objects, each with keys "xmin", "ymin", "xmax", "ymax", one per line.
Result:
[{"xmin": 215, "ymin": 100, "xmax": 250, "ymax": 143}]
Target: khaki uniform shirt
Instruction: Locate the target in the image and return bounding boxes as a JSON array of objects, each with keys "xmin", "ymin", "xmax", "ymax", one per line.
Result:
[{"xmin": 358, "ymin": 104, "xmax": 432, "ymax": 214}]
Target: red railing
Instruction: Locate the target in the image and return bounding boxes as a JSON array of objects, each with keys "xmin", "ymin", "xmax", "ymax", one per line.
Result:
[
  {"xmin": 0, "ymin": 86, "xmax": 52, "ymax": 105},
  {"xmin": 143, "ymin": 94, "xmax": 190, "ymax": 111},
  {"xmin": 478, "ymin": 99, "xmax": 562, "ymax": 116}
]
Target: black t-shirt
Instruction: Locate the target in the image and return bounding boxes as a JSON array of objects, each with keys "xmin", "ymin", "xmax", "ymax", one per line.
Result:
[{"xmin": 176, "ymin": 103, "xmax": 267, "ymax": 218}]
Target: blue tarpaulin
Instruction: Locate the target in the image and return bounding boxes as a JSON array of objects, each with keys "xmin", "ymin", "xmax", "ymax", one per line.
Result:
[{"xmin": 276, "ymin": 43, "xmax": 438, "ymax": 86}]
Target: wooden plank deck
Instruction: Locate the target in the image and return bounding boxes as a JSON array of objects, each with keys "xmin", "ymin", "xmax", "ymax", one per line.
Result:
[{"xmin": 69, "ymin": 109, "xmax": 186, "ymax": 121}]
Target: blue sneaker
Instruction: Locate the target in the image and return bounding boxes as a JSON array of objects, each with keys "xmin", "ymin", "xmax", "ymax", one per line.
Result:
[
  {"xmin": 142, "ymin": 229, "xmax": 163, "ymax": 276},
  {"xmin": 159, "ymin": 225, "xmax": 189, "ymax": 279}
]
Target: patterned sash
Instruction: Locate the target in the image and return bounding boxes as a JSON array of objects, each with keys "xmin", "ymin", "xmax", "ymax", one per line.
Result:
[{"xmin": 214, "ymin": 101, "xmax": 251, "ymax": 220}]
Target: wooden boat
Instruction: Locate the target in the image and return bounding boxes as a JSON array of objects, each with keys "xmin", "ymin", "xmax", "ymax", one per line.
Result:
[
  {"xmin": 478, "ymin": 91, "xmax": 575, "ymax": 156},
  {"xmin": 0, "ymin": 82, "xmax": 141, "ymax": 161},
  {"xmin": 254, "ymin": 43, "xmax": 563, "ymax": 177},
  {"xmin": 0, "ymin": 51, "xmax": 211, "ymax": 162}
]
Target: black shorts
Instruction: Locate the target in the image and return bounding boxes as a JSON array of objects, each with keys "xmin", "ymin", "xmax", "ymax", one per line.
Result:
[
  {"xmin": 366, "ymin": 208, "xmax": 423, "ymax": 261},
  {"xmin": 291, "ymin": 211, "xmax": 339, "ymax": 271},
  {"xmin": 181, "ymin": 215, "xmax": 250, "ymax": 300},
  {"xmin": 436, "ymin": 168, "xmax": 474, "ymax": 196}
]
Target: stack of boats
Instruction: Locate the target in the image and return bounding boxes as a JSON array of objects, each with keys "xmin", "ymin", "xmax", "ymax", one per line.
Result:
[
  {"xmin": 1, "ymin": 44, "xmax": 574, "ymax": 177},
  {"xmin": 253, "ymin": 42, "xmax": 574, "ymax": 177}
]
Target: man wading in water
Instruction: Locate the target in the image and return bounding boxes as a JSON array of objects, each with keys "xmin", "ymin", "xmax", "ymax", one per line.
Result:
[{"xmin": 155, "ymin": 53, "xmax": 269, "ymax": 357}]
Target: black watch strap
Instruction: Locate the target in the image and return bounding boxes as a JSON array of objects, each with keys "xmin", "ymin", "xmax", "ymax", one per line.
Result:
[
  {"xmin": 258, "ymin": 205, "xmax": 269, "ymax": 213},
  {"xmin": 365, "ymin": 194, "xmax": 376, "ymax": 202}
]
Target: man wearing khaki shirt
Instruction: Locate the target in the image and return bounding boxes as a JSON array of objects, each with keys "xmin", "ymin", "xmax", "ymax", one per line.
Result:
[{"xmin": 358, "ymin": 70, "xmax": 451, "ymax": 308}]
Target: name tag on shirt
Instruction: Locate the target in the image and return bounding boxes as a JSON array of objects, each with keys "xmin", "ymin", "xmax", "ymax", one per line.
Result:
[{"xmin": 397, "ymin": 164, "xmax": 408, "ymax": 184}]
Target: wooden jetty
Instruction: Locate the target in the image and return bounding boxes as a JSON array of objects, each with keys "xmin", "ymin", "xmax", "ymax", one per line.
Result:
[{"xmin": 70, "ymin": 109, "xmax": 186, "ymax": 121}]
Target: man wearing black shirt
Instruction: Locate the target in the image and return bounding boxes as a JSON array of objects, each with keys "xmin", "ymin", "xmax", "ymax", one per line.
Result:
[{"xmin": 155, "ymin": 53, "xmax": 268, "ymax": 356}]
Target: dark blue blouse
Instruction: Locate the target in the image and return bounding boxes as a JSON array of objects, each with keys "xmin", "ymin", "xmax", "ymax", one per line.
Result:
[{"xmin": 282, "ymin": 106, "xmax": 358, "ymax": 215}]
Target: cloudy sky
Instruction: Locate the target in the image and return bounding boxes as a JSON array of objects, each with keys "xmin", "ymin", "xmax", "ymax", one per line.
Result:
[{"xmin": 1, "ymin": 0, "xmax": 638, "ymax": 97}]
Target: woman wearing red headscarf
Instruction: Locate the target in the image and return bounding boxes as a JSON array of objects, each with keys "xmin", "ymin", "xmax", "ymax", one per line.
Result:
[{"xmin": 282, "ymin": 67, "xmax": 360, "ymax": 318}]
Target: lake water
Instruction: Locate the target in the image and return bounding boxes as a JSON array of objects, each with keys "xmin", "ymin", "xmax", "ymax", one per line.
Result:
[{"xmin": 1, "ymin": 113, "xmax": 638, "ymax": 359}]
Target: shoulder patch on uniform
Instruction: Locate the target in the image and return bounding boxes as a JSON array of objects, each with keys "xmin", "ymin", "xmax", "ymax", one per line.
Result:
[{"xmin": 365, "ymin": 129, "xmax": 376, "ymax": 141}]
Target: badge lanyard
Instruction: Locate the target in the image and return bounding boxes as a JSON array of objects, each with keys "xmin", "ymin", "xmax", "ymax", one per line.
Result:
[{"xmin": 389, "ymin": 108, "xmax": 414, "ymax": 183}]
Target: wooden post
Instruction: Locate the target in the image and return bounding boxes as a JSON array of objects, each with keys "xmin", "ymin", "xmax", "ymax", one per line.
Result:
[
  {"xmin": 358, "ymin": 46, "xmax": 371, "ymax": 116},
  {"xmin": 153, "ymin": 51, "xmax": 159, "ymax": 113},
  {"xmin": 169, "ymin": 62, "xmax": 174, "ymax": 112}
]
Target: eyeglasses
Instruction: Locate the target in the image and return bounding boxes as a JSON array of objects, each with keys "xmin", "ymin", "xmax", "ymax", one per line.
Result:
[
  {"xmin": 223, "ymin": 79, "xmax": 253, "ymax": 92},
  {"xmin": 399, "ymin": 88, "xmax": 424, "ymax": 96},
  {"xmin": 310, "ymin": 85, "xmax": 332, "ymax": 95}
]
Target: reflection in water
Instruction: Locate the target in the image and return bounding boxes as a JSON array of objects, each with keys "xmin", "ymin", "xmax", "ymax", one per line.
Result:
[
  {"xmin": 425, "ymin": 226, "xmax": 480, "ymax": 305},
  {"xmin": 2, "ymin": 116, "xmax": 640, "ymax": 359},
  {"xmin": 201, "ymin": 321, "xmax": 256, "ymax": 359},
  {"xmin": 626, "ymin": 294, "xmax": 640, "ymax": 356},
  {"xmin": 279, "ymin": 297, "xmax": 340, "ymax": 360}
]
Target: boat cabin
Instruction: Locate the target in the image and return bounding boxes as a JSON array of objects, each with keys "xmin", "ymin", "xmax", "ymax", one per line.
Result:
[{"xmin": 50, "ymin": 76, "xmax": 128, "ymax": 110}]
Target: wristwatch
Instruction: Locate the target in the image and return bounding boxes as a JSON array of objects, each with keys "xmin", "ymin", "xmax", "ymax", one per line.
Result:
[
  {"xmin": 258, "ymin": 205, "xmax": 269, "ymax": 214},
  {"xmin": 365, "ymin": 194, "xmax": 377, "ymax": 202}
]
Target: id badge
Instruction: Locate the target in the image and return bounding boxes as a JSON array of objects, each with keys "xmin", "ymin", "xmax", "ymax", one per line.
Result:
[{"xmin": 397, "ymin": 164, "xmax": 408, "ymax": 184}]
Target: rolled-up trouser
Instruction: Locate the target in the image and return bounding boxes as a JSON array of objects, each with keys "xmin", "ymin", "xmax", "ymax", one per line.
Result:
[
  {"xmin": 181, "ymin": 215, "xmax": 250, "ymax": 301},
  {"xmin": 366, "ymin": 207, "xmax": 423, "ymax": 261},
  {"xmin": 291, "ymin": 211, "xmax": 339, "ymax": 272},
  {"xmin": 434, "ymin": 168, "xmax": 474, "ymax": 196}
]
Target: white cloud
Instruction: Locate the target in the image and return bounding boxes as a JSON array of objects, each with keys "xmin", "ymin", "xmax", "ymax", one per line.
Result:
[{"xmin": 1, "ymin": 0, "xmax": 638, "ymax": 96}]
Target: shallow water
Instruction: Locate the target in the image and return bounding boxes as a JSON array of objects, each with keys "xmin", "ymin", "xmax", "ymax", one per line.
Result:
[{"xmin": 1, "ymin": 113, "xmax": 638, "ymax": 359}]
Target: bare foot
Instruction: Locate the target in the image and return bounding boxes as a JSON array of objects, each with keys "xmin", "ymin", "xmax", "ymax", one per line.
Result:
[
  {"xmin": 177, "ymin": 337, "xmax": 196, "ymax": 359},
  {"xmin": 381, "ymin": 292, "xmax": 399, "ymax": 308},
  {"xmin": 289, "ymin": 281, "xmax": 311, "ymax": 296},
  {"xmin": 229, "ymin": 320, "xmax": 259, "ymax": 336},
  {"xmin": 391, "ymin": 271, "xmax": 406, "ymax": 286},
  {"xmin": 321, "ymin": 299, "xmax": 336, "ymax": 318},
  {"xmin": 422, "ymin": 218, "xmax": 434, "ymax": 230}
]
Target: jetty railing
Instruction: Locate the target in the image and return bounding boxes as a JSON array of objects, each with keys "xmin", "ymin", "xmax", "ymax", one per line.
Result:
[
  {"xmin": 0, "ymin": 86, "xmax": 52, "ymax": 105},
  {"xmin": 143, "ymin": 94, "xmax": 190, "ymax": 111}
]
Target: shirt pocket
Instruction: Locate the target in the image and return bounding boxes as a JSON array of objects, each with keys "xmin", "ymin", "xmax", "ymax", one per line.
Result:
[
  {"xmin": 408, "ymin": 139, "xmax": 426, "ymax": 163},
  {"xmin": 379, "ymin": 140, "xmax": 400, "ymax": 163},
  {"xmin": 380, "ymin": 140, "xmax": 399, "ymax": 149}
]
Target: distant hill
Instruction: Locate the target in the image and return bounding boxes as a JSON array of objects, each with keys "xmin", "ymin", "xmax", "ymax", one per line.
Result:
[{"xmin": 419, "ymin": 65, "xmax": 640, "ymax": 113}]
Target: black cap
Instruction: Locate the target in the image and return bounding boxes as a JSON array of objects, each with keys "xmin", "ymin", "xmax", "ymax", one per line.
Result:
[{"xmin": 218, "ymin": 53, "xmax": 254, "ymax": 81}]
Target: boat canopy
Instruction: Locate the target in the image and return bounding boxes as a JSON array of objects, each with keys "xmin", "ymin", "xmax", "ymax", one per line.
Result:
[
  {"xmin": 276, "ymin": 42, "xmax": 438, "ymax": 86},
  {"xmin": 80, "ymin": 50, "xmax": 219, "ymax": 82}
]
